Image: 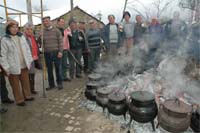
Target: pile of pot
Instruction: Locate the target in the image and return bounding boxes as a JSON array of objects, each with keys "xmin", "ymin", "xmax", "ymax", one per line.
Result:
[
  {"xmin": 85, "ymin": 73, "xmax": 103, "ymax": 101},
  {"xmin": 157, "ymin": 98, "xmax": 192, "ymax": 133}
]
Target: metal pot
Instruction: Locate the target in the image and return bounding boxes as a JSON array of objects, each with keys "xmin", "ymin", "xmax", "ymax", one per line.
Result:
[
  {"xmin": 88, "ymin": 73, "xmax": 102, "ymax": 81},
  {"xmin": 107, "ymin": 92, "xmax": 128, "ymax": 119},
  {"xmin": 158, "ymin": 99, "xmax": 192, "ymax": 133},
  {"xmin": 85, "ymin": 82, "xmax": 100, "ymax": 101},
  {"xmin": 96, "ymin": 87, "xmax": 113, "ymax": 111},
  {"xmin": 128, "ymin": 91, "xmax": 158, "ymax": 131},
  {"xmin": 191, "ymin": 108, "xmax": 200, "ymax": 132}
]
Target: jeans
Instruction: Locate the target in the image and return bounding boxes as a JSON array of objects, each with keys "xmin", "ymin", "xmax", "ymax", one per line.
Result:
[
  {"xmin": 0, "ymin": 72, "xmax": 9, "ymax": 101},
  {"xmin": 62, "ymin": 50, "xmax": 70, "ymax": 79},
  {"xmin": 44, "ymin": 51, "xmax": 62, "ymax": 87},
  {"xmin": 88, "ymin": 47, "xmax": 101, "ymax": 71},
  {"xmin": 68, "ymin": 49, "xmax": 82, "ymax": 78}
]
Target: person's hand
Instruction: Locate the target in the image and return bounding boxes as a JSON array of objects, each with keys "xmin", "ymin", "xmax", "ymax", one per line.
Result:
[{"xmin": 57, "ymin": 52, "xmax": 63, "ymax": 58}]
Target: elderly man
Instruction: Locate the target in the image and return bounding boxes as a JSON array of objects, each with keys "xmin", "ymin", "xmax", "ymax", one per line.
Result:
[
  {"xmin": 102, "ymin": 15, "xmax": 123, "ymax": 57},
  {"xmin": 86, "ymin": 20, "xmax": 101, "ymax": 72},
  {"xmin": 39, "ymin": 16, "xmax": 63, "ymax": 90},
  {"xmin": 134, "ymin": 15, "xmax": 146, "ymax": 44}
]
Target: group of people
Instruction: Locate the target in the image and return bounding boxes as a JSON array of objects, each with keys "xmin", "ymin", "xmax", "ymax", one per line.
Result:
[{"xmin": 0, "ymin": 10, "xmax": 198, "ymax": 112}]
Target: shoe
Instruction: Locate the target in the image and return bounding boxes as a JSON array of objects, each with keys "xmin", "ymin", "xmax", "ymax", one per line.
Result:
[
  {"xmin": 31, "ymin": 90, "xmax": 38, "ymax": 94},
  {"xmin": 17, "ymin": 102, "xmax": 26, "ymax": 106},
  {"xmin": 2, "ymin": 98, "xmax": 14, "ymax": 104},
  {"xmin": 0, "ymin": 108, "xmax": 8, "ymax": 113},
  {"xmin": 46, "ymin": 86, "xmax": 55, "ymax": 91},
  {"xmin": 63, "ymin": 78, "xmax": 71, "ymax": 82},
  {"xmin": 76, "ymin": 75, "xmax": 82, "ymax": 78},
  {"xmin": 57, "ymin": 84, "xmax": 63, "ymax": 90},
  {"xmin": 25, "ymin": 97, "xmax": 35, "ymax": 101}
]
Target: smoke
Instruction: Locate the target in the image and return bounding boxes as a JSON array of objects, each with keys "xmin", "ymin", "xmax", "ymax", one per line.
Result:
[{"xmin": 91, "ymin": 21, "xmax": 200, "ymax": 106}]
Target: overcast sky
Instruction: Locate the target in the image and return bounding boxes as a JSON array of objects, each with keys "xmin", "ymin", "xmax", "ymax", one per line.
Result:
[{"xmin": 0, "ymin": 0, "xmax": 187, "ymax": 23}]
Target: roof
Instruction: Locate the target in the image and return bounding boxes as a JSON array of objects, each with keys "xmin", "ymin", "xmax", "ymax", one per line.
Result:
[{"xmin": 11, "ymin": 6, "xmax": 104, "ymax": 26}]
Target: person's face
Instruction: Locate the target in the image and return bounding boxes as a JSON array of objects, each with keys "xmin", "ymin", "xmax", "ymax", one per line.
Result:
[
  {"xmin": 57, "ymin": 19, "xmax": 65, "ymax": 28},
  {"xmin": 90, "ymin": 22, "xmax": 96, "ymax": 29},
  {"xmin": 70, "ymin": 22, "xmax": 77, "ymax": 30},
  {"xmin": 9, "ymin": 24, "xmax": 18, "ymax": 35},
  {"xmin": 151, "ymin": 19, "xmax": 157, "ymax": 25},
  {"xmin": 136, "ymin": 15, "xmax": 142, "ymax": 23},
  {"xmin": 25, "ymin": 27, "xmax": 33, "ymax": 35},
  {"xmin": 108, "ymin": 16, "xmax": 115, "ymax": 24},
  {"xmin": 124, "ymin": 14, "xmax": 130, "ymax": 21},
  {"xmin": 42, "ymin": 18, "xmax": 51, "ymax": 28},
  {"xmin": 79, "ymin": 23, "xmax": 85, "ymax": 30}
]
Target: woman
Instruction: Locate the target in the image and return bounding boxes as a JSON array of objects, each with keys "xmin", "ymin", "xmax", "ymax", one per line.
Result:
[
  {"xmin": 0, "ymin": 20, "xmax": 34, "ymax": 106},
  {"xmin": 24, "ymin": 22, "xmax": 40, "ymax": 94}
]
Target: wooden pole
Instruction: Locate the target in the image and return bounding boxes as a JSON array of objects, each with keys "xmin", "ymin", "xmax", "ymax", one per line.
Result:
[
  {"xmin": 3, "ymin": 0, "xmax": 8, "ymax": 21},
  {"xmin": 121, "ymin": 0, "xmax": 128, "ymax": 22},
  {"xmin": 26, "ymin": 0, "xmax": 33, "ymax": 24},
  {"xmin": 40, "ymin": 0, "xmax": 47, "ymax": 98},
  {"xmin": 70, "ymin": 0, "xmax": 73, "ymax": 19}
]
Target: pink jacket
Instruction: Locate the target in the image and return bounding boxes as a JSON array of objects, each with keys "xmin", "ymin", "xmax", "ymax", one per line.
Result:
[{"xmin": 63, "ymin": 28, "xmax": 71, "ymax": 50}]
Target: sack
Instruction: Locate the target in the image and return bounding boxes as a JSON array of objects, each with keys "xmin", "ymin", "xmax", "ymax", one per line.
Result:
[{"xmin": 34, "ymin": 59, "xmax": 42, "ymax": 70}]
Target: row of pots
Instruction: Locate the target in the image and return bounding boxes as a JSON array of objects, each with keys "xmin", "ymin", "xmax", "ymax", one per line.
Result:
[{"xmin": 85, "ymin": 81, "xmax": 199, "ymax": 132}]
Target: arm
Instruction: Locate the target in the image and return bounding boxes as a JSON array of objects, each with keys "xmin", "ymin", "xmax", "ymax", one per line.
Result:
[{"xmin": 0, "ymin": 38, "xmax": 10, "ymax": 75}]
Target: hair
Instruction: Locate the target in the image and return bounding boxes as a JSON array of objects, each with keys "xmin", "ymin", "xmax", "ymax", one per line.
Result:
[
  {"xmin": 68, "ymin": 19, "xmax": 76, "ymax": 26},
  {"xmin": 108, "ymin": 14, "xmax": 115, "ymax": 19},
  {"xmin": 123, "ymin": 11, "xmax": 131, "ymax": 18},
  {"xmin": 42, "ymin": 16, "xmax": 50, "ymax": 21},
  {"xmin": 23, "ymin": 22, "xmax": 35, "ymax": 29},
  {"xmin": 57, "ymin": 17, "xmax": 64, "ymax": 22},
  {"xmin": 5, "ymin": 20, "xmax": 18, "ymax": 35}
]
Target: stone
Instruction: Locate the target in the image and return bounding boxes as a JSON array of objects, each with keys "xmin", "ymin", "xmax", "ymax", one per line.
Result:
[
  {"xmin": 69, "ymin": 100, "xmax": 74, "ymax": 103},
  {"xmin": 70, "ymin": 116, "xmax": 75, "ymax": 120},
  {"xmin": 74, "ymin": 121, "xmax": 80, "ymax": 125},
  {"xmin": 68, "ymin": 120, "xmax": 74, "ymax": 124},
  {"xmin": 65, "ymin": 126, "xmax": 74, "ymax": 131},
  {"xmin": 64, "ymin": 114, "xmax": 70, "ymax": 119}
]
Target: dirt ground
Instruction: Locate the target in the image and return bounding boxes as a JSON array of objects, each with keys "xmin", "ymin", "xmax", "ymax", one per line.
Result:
[{"xmin": 0, "ymin": 70, "xmax": 128, "ymax": 133}]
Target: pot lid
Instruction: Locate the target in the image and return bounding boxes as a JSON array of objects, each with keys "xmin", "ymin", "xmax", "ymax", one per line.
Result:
[
  {"xmin": 131, "ymin": 91, "xmax": 155, "ymax": 102},
  {"xmin": 163, "ymin": 99, "xmax": 192, "ymax": 114},
  {"xmin": 97, "ymin": 87, "xmax": 113, "ymax": 95},
  {"xmin": 108, "ymin": 92, "xmax": 126, "ymax": 102},
  {"xmin": 88, "ymin": 73, "xmax": 102, "ymax": 80}
]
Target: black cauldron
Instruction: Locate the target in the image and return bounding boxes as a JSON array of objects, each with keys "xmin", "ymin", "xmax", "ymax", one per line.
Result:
[
  {"xmin": 191, "ymin": 108, "xmax": 200, "ymax": 132},
  {"xmin": 107, "ymin": 92, "xmax": 128, "ymax": 120},
  {"xmin": 85, "ymin": 82, "xmax": 101, "ymax": 101},
  {"xmin": 96, "ymin": 87, "xmax": 113, "ymax": 112},
  {"xmin": 128, "ymin": 91, "xmax": 158, "ymax": 131},
  {"xmin": 157, "ymin": 99, "xmax": 192, "ymax": 133}
]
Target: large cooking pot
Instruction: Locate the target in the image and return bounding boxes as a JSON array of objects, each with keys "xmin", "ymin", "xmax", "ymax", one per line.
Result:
[
  {"xmin": 128, "ymin": 91, "xmax": 158, "ymax": 131},
  {"xmin": 107, "ymin": 92, "xmax": 128, "ymax": 120},
  {"xmin": 158, "ymin": 99, "xmax": 192, "ymax": 133},
  {"xmin": 96, "ymin": 87, "xmax": 113, "ymax": 112},
  {"xmin": 191, "ymin": 108, "xmax": 200, "ymax": 132},
  {"xmin": 85, "ymin": 82, "xmax": 101, "ymax": 101},
  {"xmin": 88, "ymin": 73, "xmax": 102, "ymax": 81}
]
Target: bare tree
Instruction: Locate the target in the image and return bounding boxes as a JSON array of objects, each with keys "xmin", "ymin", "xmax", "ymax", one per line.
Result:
[
  {"xmin": 179, "ymin": 0, "xmax": 200, "ymax": 22},
  {"xmin": 126, "ymin": 0, "xmax": 176, "ymax": 20}
]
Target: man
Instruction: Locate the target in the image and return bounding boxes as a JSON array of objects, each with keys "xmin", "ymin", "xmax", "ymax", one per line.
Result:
[
  {"xmin": 134, "ymin": 15, "xmax": 146, "ymax": 44},
  {"xmin": 86, "ymin": 20, "xmax": 101, "ymax": 72},
  {"xmin": 78, "ymin": 21, "xmax": 89, "ymax": 73},
  {"xmin": 68, "ymin": 19, "xmax": 83, "ymax": 79},
  {"xmin": 122, "ymin": 11, "xmax": 135, "ymax": 55},
  {"xmin": 57, "ymin": 18, "xmax": 71, "ymax": 81},
  {"xmin": 39, "ymin": 16, "xmax": 63, "ymax": 90},
  {"xmin": 102, "ymin": 15, "xmax": 123, "ymax": 57}
]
